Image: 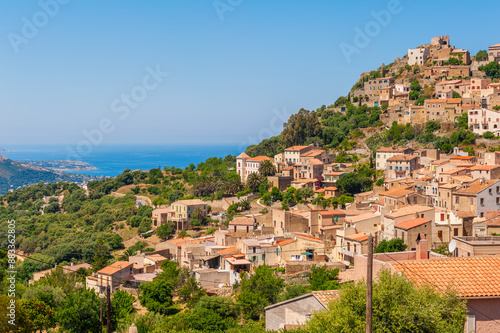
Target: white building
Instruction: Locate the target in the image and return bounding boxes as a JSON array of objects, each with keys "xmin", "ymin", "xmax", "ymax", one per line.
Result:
[
  {"xmin": 236, "ymin": 152, "xmax": 273, "ymax": 182},
  {"xmin": 408, "ymin": 48, "xmax": 430, "ymax": 66},
  {"xmin": 468, "ymin": 108, "xmax": 500, "ymax": 136}
]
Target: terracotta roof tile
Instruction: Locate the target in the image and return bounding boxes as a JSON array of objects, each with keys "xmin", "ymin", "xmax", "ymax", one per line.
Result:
[
  {"xmin": 385, "ymin": 205, "xmax": 434, "ymax": 219},
  {"xmin": 456, "ymin": 211, "xmax": 476, "ymax": 218},
  {"xmin": 312, "ymin": 290, "xmax": 340, "ymax": 307},
  {"xmin": 394, "ymin": 218, "xmax": 431, "ymax": 230},
  {"xmin": 247, "ymin": 156, "xmax": 273, "ymax": 162},
  {"xmin": 392, "ymin": 256, "xmax": 500, "ymax": 298},
  {"xmin": 228, "ymin": 217, "xmax": 255, "ymax": 226},
  {"xmin": 216, "ymin": 245, "xmax": 240, "ymax": 256},
  {"xmin": 379, "ymin": 186, "xmax": 414, "ymax": 198},
  {"xmin": 455, "ymin": 180, "xmax": 500, "ymax": 195},
  {"xmin": 276, "ymin": 239, "xmax": 296, "ymax": 246},
  {"xmin": 344, "ymin": 232, "xmax": 370, "ymax": 242}
]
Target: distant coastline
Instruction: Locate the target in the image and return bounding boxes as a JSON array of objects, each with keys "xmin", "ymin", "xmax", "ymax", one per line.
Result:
[
  {"xmin": 1, "ymin": 144, "xmax": 241, "ymax": 178},
  {"xmin": 23, "ymin": 160, "xmax": 98, "ymax": 172},
  {"xmin": 0, "ymin": 147, "xmax": 9, "ymax": 153}
]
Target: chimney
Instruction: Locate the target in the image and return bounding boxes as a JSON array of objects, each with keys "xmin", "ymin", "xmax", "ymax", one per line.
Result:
[
  {"xmin": 416, "ymin": 233, "xmax": 428, "ymax": 260},
  {"xmin": 129, "ymin": 323, "xmax": 138, "ymax": 333}
]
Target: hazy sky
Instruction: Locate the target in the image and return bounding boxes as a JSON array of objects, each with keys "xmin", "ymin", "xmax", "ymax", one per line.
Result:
[{"xmin": 1, "ymin": 0, "xmax": 499, "ymax": 146}]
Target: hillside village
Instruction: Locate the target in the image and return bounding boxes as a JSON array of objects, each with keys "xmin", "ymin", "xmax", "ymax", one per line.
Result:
[{"xmin": 5, "ymin": 36, "xmax": 500, "ymax": 332}]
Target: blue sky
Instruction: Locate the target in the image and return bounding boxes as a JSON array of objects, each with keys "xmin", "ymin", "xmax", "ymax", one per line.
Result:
[{"xmin": 1, "ymin": 0, "xmax": 499, "ymax": 146}]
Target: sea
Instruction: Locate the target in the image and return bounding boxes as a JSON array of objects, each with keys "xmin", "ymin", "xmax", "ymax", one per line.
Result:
[{"xmin": 0, "ymin": 144, "xmax": 242, "ymax": 178}]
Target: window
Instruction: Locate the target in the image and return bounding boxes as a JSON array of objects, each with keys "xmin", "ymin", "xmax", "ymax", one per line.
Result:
[
  {"xmin": 489, "ymin": 189, "xmax": 493, "ymax": 195},
  {"xmin": 497, "ymin": 197, "xmax": 500, "ymax": 204},
  {"xmin": 454, "ymin": 228, "xmax": 459, "ymax": 236},
  {"xmin": 441, "ymin": 213, "xmax": 445, "ymax": 221},
  {"xmin": 262, "ymin": 254, "xmax": 266, "ymax": 261},
  {"xmin": 354, "ymin": 244, "xmax": 357, "ymax": 253},
  {"xmin": 480, "ymin": 198, "xmax": 485, "ymax": 205},
  {"xmin": 438, "ymin": 230, "xmax": 443, "ymax": 238},
  {"xmin": 347, "ymin": 243, "xmax": 350, "ymax": 251},
  {"xmin": 455, "ymin": 197, "xmax": 459, "ymax": 204},
  {"xmin": 252, "ymin": 247, "xmax": 256, "ymax": 253}
]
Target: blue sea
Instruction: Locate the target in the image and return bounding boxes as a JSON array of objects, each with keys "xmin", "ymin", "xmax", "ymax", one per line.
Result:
[{"xmin": 0, "ymin": 144, "xmax": 241, "ymax": 178}]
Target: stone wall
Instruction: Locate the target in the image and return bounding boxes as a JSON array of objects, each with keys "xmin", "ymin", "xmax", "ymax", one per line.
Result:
[{"xmin": 284, "ymin": 261, "xmax": 345, "ymax": 275}]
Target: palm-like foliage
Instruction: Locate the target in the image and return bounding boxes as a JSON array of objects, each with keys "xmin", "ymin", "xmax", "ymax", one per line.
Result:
[
  {"xmin": 246, "ymin": 173, "xmax": 262, "ymax": 192},
  {"xmin": 258, "ymin": 160, "xmax": 276, "ymax": 176}
]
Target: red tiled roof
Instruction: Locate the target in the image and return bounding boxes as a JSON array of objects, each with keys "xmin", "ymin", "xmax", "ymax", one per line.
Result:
[
  {"xmin": 344, "ymin": 232, "xmax": 370, "ymax": 242},
  {"xmin": 392, "ymin": 256, "xmax": 500, "ymax": 298},
  {"xmin": 98, "ymin": 262, "xmax": 133, "ymax": 275},
  {"xmin": 292, "ymin": 233, "xmax": 323, "ymax": 243},
  {"xmin": 450, "ymin": 156, "xmax": 475, "ymax": 160},
  {"xmin": 395, "ymin": 218, "xmax": 431, "ymax": 230},
  {"xmin": 379, "ymin": 186, "xmax": 414, "ymax": 198},
  {"xmin": 482, "ymin": 211, "xmax": 500, "ymax": 226},
  {"xmin": 455, "ymin": 180, "xmax": 500, "ymax": 195},
  {"xmin": 312, "ymin": 290, "xmax": 340, "ymax": 307},
  {"xmin": 276, "ymin": 239, "xmax": 296, "ymax": 246},
  {"xmin": 247, "ymin": 156, "xmax": 273, "ymax": 162},
  {"xmin": 318, "ymin": 210, "xmax": 346, "ymax": 217},
  {"xmin": 216, "ymin": 245, "xmax": 239, "ymax": 256},
  {"xmin": 285, "ymin": 146, "xmax": 308, "ymax": 151},
  {"xmin": 387, "ymin": 154, "xmax": 417, "ymax": 162},
  {"xmin": 471, "ymin": 165, "xmax": 500, "ymax": 171},
  {"xmin": 456, "ymin": 211, "xmax": 476, "ymax": 218},
  {"xmin": 228, "ymin": 217, "xmax": 254, "ymax": 226}
]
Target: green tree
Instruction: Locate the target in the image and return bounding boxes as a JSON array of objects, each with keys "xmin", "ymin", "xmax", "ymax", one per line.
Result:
[
  {"xmin": 138, "ymin": 271, "xmax": 176, "ymax": 314},
  {"xmin": 483, "ymin": 131, "xmax": 495, "ymax": 139},
  {"xmin": 309, "ymin": 265, "xmax": 340, "ymax": 291},
  {"xmin": 56, "ymin": 289, "xmax": 101, "ymax": 333},
  {"xmin": 17, "ymin": 298, "xmax": 56, "ymax": 332},
  {"xmin": 374, "ymin": 238, "xmax": 407, "ymax": 253},
  {"xmin": 303, "ymin": 270, "xmax": 467, "ymax": 332},
  {"xmin": 452, "ymin": 91, "xmax": 461, "ymax": 98},
  {"xmin": 258, "ymin": 160, "xmax": 277, "ymax": 176},
  {"xmin": 475, "ymin": 50, "xmax": 488, "ymax": 61},
  {"xmin": 237, "ymin": 265, "xmax": 285, "ymax": 320},
  {"xmin": 247, "ymin": 173, "xmax": 263, "ymax": 192},
  {"xmin": 92, "ymin": 238, "xmax": 109, "ymax": 271},
  {"xmin": 193, "ymin": 206, "xmax": 205, "ymax": 224},
  {"xmin": 156, "ymin": 222, "xmax": 175, "ymax": 240},
  {"xmin": 479, "ymin": 61, "xmax": 500, "ymax": 78},
  {"xmin": 410, "ymin": 79, "xmax": 422, "ymax": 91},
  {"xmin": 456, "ymin": 112, "xmax": 468, "ymax": 130},
  {"xmin": 111, "ymin": 289, "xmax": 135, "ymax": 328},
  {"xmin": 279, "ymin": 283, "xmax": 309, "ymax": 302},
  {"xmin": 336, "ymin": 173, "xmax": 373, "ymax": 195},
  {"xmin": 281, "ymin": 109, "xmax": 321, "ymax": 146}
]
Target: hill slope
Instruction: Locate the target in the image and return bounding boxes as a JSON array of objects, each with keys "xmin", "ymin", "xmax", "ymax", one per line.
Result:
[{"xmin": 0, "ymin": 155, "xmax": 99, "ymax": 195}]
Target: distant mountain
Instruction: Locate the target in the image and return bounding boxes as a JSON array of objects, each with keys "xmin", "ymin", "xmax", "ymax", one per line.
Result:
[{"xmin": 0, "ymin": 155, "xmax": 100, "ymax": 195}]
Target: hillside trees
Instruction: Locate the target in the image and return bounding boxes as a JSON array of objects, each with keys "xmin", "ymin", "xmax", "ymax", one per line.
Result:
[
  {"xmin": 475, "ymin": 50, "xmax": 488, "ymax": 61},
  {"xmin": 301, "ymin": 270, "xmax": 467, "ymax": 332},
  {"xmin": 281, "ymin": 109, "xmax": 321, "ymax": 147}
]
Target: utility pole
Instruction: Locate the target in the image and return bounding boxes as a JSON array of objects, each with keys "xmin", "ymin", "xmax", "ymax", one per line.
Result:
[
  {"xmin": 107, "ymin": 283, "xmax": 111, "ymax": 333},
  {"xmin": 100, "ymin": 297, "xmax": 103, "ymax": 333},
  {"xmin": 366, "ymin": 235, "xmax": 373, "ymax": 333}
]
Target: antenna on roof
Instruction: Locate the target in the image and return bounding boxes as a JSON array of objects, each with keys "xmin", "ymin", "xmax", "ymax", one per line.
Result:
[{"xmin": 448, "ymin": 240, "xmax": 456, "ymax": 254}]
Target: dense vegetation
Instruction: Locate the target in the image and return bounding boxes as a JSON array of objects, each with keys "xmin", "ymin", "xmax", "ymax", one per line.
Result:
[{"xmin": 297, "ymin": 270, "xmax": 467, "ymax": 333}]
